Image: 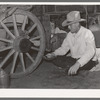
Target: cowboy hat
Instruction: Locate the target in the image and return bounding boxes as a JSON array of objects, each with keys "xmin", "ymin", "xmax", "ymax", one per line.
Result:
[{"xmin": 62, "ymin": 11, "xmax": 86, "ymax": 27}]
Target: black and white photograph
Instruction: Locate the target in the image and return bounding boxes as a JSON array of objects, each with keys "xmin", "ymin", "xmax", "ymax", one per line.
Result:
[{"xmin": 0, "ymin": 3, "xmax": 100, "ymax": 89}]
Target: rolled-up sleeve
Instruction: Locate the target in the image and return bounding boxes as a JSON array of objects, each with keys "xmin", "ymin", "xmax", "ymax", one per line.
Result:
[
  {"xmin": 53, "ymin": 36, "xmax": 70, "ymax": 56},
  {"xmin": 77, "ymin": 30, "xmax": 96, "ymax": 67}
]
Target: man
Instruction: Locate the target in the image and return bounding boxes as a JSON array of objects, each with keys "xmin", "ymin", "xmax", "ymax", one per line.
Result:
[
  {"xmin": 45, "ymin": 11, "xmax": 97, "ymax": 76},
  {"xmin": 50, "ymin": 19, "xmax": 67, "ymax": 51}
]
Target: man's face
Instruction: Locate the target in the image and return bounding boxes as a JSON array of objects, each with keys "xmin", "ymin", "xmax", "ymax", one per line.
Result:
[
  {"xmin": 68, "ymin": 22, "xmax": 79, "ymax": 33},
  {"xmin": 50, "ymin": 22, "xmax": 55, "ymax": 29}
]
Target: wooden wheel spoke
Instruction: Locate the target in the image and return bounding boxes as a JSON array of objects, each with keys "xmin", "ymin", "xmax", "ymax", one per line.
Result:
[
  {"xmin": 0, "ymin": 46, "xmax": 13, "ymax": 52},
  {"xmin": 30, "ymin": 40, "xmax": 40, "ymax": 47},
  {"xmin": 11, "ymin": 52, "xmax": 19, "ymax": 74},
  {"xmin": 0, "ymin": 49, "xmax": 15, "ymax": 68},
  {"xmin": 19, "ymin": 53, "xmax": 26, "ymax": 72},
  {"xmin": 1, "ymin": 21, "xmax": 15, "ymax": 39},
  {"xmin": 0, "ymin": 38, "xmax": 13, "ymax": 43},
  {"xmin": 30, "ymin": 36, "xmax": 40, "ymax": 41},
  {"xmin": 12, "ymin": 14, "xmax": 19, "ymax": 37},
  {"xmin": 21, "ymin": 16, "xmax": 28, "ymax": 31},
  {"xmin": 25, "ymin": 53, "xmax": 35, "ymax": 63},
  {"xmin": 27, "ymin": 23, "xmax": 37, "ymax": 34},
  {"xmin": 31, "ymin": 46, "xmax": 39, "ymax": 51}
]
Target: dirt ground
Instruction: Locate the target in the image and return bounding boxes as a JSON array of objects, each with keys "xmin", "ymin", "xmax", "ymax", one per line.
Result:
[{"xmin": 10, "ymin": 60, "xmax": 100, "ymax": 89}]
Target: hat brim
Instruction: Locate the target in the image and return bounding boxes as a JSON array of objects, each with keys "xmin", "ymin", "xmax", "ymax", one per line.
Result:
[{"xmin": 62, "ymin": 19, "xmax": 86, "ymax": 27}]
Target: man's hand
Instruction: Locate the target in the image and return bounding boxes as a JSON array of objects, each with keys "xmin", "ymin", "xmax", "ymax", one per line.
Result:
[
  {"xmin": 68, "ymin": 61, "xmax": 81, "ymax": 75},
  {"xmin": 43, "ymin": 52, "xmax": 56, "ymax": 60},
  {"xmin": 46, "ymin": 52, "xmax": 56, "ymax": 59}
]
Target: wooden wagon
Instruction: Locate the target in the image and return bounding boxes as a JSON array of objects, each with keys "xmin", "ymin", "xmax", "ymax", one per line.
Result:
[{"xmin": 0, "ymin": 5, "xmax": 46, "ymax": 78}]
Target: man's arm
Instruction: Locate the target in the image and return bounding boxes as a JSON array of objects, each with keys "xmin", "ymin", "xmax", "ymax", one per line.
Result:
[
  {"xmin": 53, "ymin": 36, "xmax": 70, "ymax": 56},
  {"xmin": 46, "ymin": 35, "xmax": 70, "ymax": 59}
]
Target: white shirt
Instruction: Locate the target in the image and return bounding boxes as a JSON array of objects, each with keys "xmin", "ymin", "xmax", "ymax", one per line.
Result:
[
  {"xmin": 55, "ymin": 27, "xmax": 67, "ymax": 34},
  {"xmin": 51, "ymin": 27, "xmax": 67, "ymax": 38},
  {"xmin": 53, "ymin": 26, "xmax": 96, "ymax": 67}
]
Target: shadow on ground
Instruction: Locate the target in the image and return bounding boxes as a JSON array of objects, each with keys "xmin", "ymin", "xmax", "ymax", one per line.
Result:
[{"xmin": 10, "ymin": 61, "xmax": 100, "ymax": 89}]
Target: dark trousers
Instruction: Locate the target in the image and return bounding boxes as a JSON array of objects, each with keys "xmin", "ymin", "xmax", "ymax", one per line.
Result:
[{"xmin": 52, "ymin": 56, "xmax": 97, "ymax": 71}]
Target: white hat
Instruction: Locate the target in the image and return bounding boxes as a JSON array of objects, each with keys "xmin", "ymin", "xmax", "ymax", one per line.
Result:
[{"xmin": 62, "ymin": 11, "xmax": 86, "ymax": 27}]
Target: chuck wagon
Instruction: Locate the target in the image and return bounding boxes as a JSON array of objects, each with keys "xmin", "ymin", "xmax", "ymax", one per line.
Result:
[
  {"xmin": 0, "ymin": 5, "xmax": 100, "ymax": 79},
  {"xmin": 0, "ymin": 5, "xmax": 46, "ymax": 78}
]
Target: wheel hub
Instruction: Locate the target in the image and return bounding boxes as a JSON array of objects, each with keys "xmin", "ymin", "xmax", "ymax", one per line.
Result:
[
  {"xmin": 19, "ymin": 38, "xmax": 31, "ymax": 53},
  {"xmin": 13, "ymin": 36, "xmax": 31, "ymax": 53}
]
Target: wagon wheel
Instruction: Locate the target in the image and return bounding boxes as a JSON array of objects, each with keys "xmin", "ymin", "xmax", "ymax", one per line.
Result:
[{"xmin": 0, "ymin": 9, "xmax": 46, "ymax": 78}]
